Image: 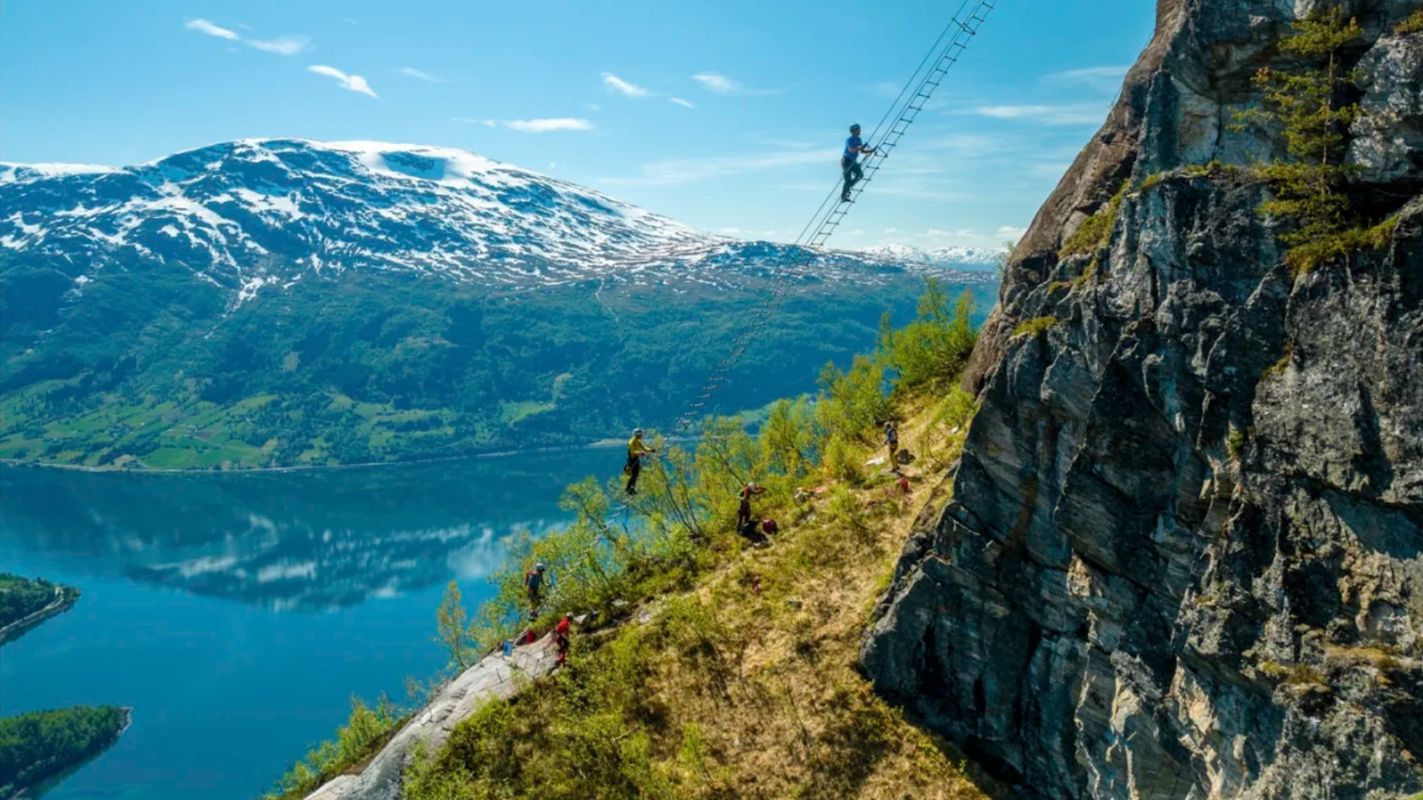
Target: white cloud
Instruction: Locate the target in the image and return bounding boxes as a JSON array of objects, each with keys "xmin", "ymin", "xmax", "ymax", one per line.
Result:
[
  {"xmin": 970, "ymin": 103, "xmax": 1106, "ymax": 126},
  {"xmin": 400, "ymin": 66, "xmax": 442, "ymax": 83},
  {"xmin": 602, "ymin": 72, "xmax": 650, "ymax": 98},
  {"xmin": 692, "ymin": 71, "xmax": 779, "ymax": 96},
  {"xmin": 603, "ymin": 147, "xmax": 833, "ymax": 187},
  {"xmin": 186, "ymin": 18, "xmax": 307, "ymax": 56},
  {"xmin": 246, "ymin": 35, "xmax": 309, "ymax": 55},
  {"xmin": 1043, "ymin": 65, "xmax": 1129, "ymax": 93},
  {"xmin": 186, "ymin": 18, "xmax": 239, "ymax": 40},
  {"xmin": 692, "ymin": 72, "xmax": 739, "ymax": 94},
  {"xmin": 308, "ymin": 65, "xmax": 378, "ymax": 98},
  {"xmin": 481, "ymin": 118, "xmax": 595, "ymax": 133},
  {"xmin": 669, "ymin": 97, "xmax": 696, "ymax": 109}
]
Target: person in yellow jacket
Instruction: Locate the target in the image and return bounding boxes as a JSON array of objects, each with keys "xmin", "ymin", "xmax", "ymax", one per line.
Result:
[{"xmin": 624, "ymin": 428, "xmax": 657, "ymax": 495}]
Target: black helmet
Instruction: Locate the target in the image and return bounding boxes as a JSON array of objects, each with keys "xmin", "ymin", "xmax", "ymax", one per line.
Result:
[{"xmin": 850, "ymin": 123, "xmax": 861, "ymax": 133}]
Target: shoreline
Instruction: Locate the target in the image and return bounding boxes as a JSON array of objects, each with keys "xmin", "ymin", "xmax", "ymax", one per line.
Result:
[
  {"xmin": 0, "ymin": 439, "xmax": 631, "ymax": 477},
  {"xmin": 0, "ymin": 585, "xmax": 79, "ymax": 645},
  {"xmin": 0, "ymin": 433, "xmax": 703, "ymax": 477}
]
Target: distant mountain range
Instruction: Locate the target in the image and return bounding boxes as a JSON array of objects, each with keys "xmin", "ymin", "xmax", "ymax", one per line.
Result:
[
  {"xmin": 0, "ymin": 139, "xmax": 996, "ymax": 469},
  {"xmin": 857, "ymin": 243, "xmax": 1005, "ymax": 272}
]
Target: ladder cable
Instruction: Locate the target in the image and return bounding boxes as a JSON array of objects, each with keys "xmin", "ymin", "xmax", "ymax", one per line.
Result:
[{"xmin": 667, "ymin": 0, "xmax": 996, "ymax": 437}]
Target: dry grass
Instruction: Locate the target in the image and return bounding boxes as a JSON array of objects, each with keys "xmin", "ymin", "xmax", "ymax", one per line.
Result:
[
  {"xmin": 412, "ymin": 398, "xmax": 1007, "ymax": 800},
  {"xmin": 640, "ymin": 397, "xmax": 1003, "ymax": 799}
]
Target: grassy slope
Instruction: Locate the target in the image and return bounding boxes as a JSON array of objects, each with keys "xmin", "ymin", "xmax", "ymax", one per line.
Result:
[{"xmin": 405, "ymin": 397, "xmax": 1005, "ymax": 800}]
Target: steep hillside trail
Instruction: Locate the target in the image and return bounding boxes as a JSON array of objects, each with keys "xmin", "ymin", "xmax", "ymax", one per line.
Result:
[
  {"xmin": 303, "ymin": 396, "xmax": 1006, "ymax": 800},
  {"xmin": 305, "ymin": 638, "xmax": 563, "ymax": 800}
]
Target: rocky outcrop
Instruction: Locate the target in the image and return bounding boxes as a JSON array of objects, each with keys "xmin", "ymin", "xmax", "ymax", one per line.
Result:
[
  {"xmin": 862, "ymin": 1, "xmax": 1423, "ymax": 798},
  {"xmin": 305, "ymin": 636, "xmax": 560, "ymax": 800}
]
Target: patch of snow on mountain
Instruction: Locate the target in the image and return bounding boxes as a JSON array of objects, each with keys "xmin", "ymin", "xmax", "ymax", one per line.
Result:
[{"xmin": 1, "ymin": 139, "xmax": 993, "ymax": 302}]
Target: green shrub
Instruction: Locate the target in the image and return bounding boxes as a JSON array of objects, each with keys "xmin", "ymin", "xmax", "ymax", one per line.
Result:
[
  {"xmin": 877, "ymin": 279, "xmax": 977, "ymax": 396},
  {"xmin": 405, "ymin": 621, "xmax": 679, "ymax": 800},
  {"xmin": 814, "ymin": 356, "xmax": 892, "ymax": 445},
  {"xmin": 1012, "ymin": 316, "xmax": 1060, "ymax": 339},
  {"xmin": 1226, "ymin": 426, "xmax": 1247, "ymax": 458},
  {"xmin": 1395, "ymin": 9, "xmax": 1423, "ymax": 34},
  {"xmin": 821, "ymin": 434, "xmax": 864, "ymax": 485},
  {"xmin": 267, "ymin": 696, "xmax": 402, "ymax": 799},
  {"xmin": 1263, "ymin": 341, "xmax": 1295, "ymax": 380},
  {"xmin": 825, "ymin": 485, "xmax": 873, "ymax": 548},
  {"xmin": 1059, "ymin": 182, "xmax": 1127, "ymax": 259}
]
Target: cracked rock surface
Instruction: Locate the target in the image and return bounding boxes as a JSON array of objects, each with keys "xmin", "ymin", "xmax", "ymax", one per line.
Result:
[{"xmin": 861, "ymin": 2, "xmax": 1423, "ymax": 798}]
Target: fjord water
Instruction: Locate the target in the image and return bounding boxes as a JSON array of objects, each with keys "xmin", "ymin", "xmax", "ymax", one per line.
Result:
[{"xmin": 0, "ymin": 448, "xmax": 614, "ymax": 799}]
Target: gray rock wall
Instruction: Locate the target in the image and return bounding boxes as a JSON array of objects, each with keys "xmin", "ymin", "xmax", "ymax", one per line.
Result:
[{"xmin": 861, "ymin": 2, "xmax": 1423, "ymax": 798}]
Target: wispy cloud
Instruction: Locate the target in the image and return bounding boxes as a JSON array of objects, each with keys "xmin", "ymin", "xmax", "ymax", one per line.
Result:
[
  {"xmin": 1042, "ymin": 65, "xmax": 1129, "ymax": 93},
  {"xmin": 669, "ymin": 97, "xmax": 696, "ymax": 109},
  {"xmin": 308, "ymin": 65, "xmax": 377, "ymax": 98},
  {"xmin": 185, "ymin": 18, "xmax": 309, "ymax": 55},
  {"xmin": 969, "ymin": 103, "xmax": 1106, "ymax": 126},
  {"xmin": 603, "ymin": 147, "xmax": 833, "ymax": 187},
  {"xmin": 692, "ymin": 72, "xmax": 739, "ymax": 94},
  {"xmin": 246, "ymin": 35, "xmax": 309, "ymax": 55},
  {"xmin": 400, "ymin": 66, "xmax": 442, "ymax": 83},
  {"xmin": 185, "ymin": 18, "xmax": 239, "ymax": 40},
  {"xmin": 602, "ymin": 72, "xmax": 650, "ymax": 98},
  {"xmin": 692, "ymin": 71, "xmax": 779, "ymax": 96},
  {"xmin": 478, "ymin": 117, "xmax": 595, "ymax": 133}
]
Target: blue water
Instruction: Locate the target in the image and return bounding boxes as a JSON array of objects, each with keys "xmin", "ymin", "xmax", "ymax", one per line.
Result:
[{"xmin": 0, "ymin": 448, "xmax": 616, "ymax": 799}]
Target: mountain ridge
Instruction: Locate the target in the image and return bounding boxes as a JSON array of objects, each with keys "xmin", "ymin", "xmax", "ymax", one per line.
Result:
[{"xmin": 0, "ymin": 138, "xmax": 996, "ymax": 470}]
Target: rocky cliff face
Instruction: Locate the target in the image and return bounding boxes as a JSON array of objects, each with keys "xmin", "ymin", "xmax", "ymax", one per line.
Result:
[{"xmin": 861, "ymin": 1, "xmax": 1423, "ymax": 798}]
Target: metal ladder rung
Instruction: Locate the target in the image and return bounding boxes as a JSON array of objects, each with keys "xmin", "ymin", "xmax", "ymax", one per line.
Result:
[{"xmin": 669, "ymin": 0, "xmax": 994, "ymax": 434}]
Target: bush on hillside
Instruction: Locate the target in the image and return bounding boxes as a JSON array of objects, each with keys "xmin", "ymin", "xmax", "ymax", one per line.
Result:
[{"xmin": 877, "ymin": 278, "xmax": 977, "ymax": 396}]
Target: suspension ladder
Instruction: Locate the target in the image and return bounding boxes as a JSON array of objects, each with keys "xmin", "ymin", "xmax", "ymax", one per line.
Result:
[{"xmin": 671, "ymin": 0, "xmax": 997, "ymax": 434}]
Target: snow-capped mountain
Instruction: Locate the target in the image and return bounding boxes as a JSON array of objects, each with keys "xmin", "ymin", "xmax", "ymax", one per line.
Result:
[
  {"xmin": 859, "ymin": 242, "xmax": 1005, "ymax": 271},
  {"xmin": 0, "ymin": 139, "xmax": 729, "ymax": 294},
  {"xmin": 0, "ymin": 139, "xmax": 1000, "ymax": 470},
  {"xmin": 1, "ymin": 139, "xmax": 978, "ymax": 304}
]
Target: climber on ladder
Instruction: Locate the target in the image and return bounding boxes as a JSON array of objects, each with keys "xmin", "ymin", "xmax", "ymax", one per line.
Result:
[{"xmin": 841, "ymin": 123, "xmax": 877, "ymax": 202}]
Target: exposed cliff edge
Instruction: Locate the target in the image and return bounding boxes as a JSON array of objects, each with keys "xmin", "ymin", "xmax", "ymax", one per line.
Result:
[{"xmin": 862, "ymin": 1, "xmax": 1423, "ymax": 798}]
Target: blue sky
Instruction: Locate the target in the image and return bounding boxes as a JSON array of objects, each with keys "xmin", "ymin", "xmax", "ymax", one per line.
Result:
[{"xmin": 1, "ymin": 1, "xmax": 1156, "ymax": 251}]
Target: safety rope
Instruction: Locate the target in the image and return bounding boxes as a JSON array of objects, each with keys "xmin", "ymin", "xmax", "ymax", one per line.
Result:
[{"xmin": 668, "ymin": 0, "xmax": 997, "ymax": 435}]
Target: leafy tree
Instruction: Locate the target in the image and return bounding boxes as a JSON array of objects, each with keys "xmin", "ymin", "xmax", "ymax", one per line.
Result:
[
  {"xmin": 815, "ymin": 356, "xmax": 893, "ymax": 445},
  {"xmin": 266, "ymin": 697, "xmax": 401, "ymax": 799},
  {"xmin": 434, "ymin": 581, "xmax": 470, "ymax": 669},
  {"xmin": 1236, "ymin": 7, "xmax": 1377, "ymax": 273},
  {"xmin": 0, "ymin": 706, "xmax": 127, "ymax": 797},
  {"xmin": 877, "ymin": 278, "xmax": 977, "ymax": 396}
]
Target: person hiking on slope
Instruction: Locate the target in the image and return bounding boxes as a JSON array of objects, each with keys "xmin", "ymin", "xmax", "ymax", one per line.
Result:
[
  {"xmin": 736, "ymin": 481, "xmax": 767, "ymax": 532},
  {"xmin": 624, "ymin": 428, "xmax": 656, "ymax": 495},
  {"xmin": 841, "ymin": 123, "xmax": 878, "ymax": 202},
  {"xmin": 555, "ymin": 612, "xmax": 572, "ymax": 667},
  {"xmin": 524, "ymin": 562, "xmax": 548, "ymax": 615},
  {"xmin": 884, "ymin": 421, "xmax": 899, "ymax": 465}
]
